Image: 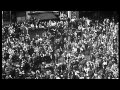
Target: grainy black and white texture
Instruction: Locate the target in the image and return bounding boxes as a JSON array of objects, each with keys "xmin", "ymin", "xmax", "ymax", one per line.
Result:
[{"xmin": 2, "ymin": 11, "xmax": 119, "ymax": 79}]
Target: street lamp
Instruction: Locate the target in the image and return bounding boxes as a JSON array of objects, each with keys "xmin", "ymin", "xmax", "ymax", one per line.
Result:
[
  {"xmin": 2, "ymin": 11, "xmax": 3, "ymax": 25},
  {"xmin": 10, "ymin": 11, "xmax": 11, "ymax": 23},
  {"xmin": 68, "ymin": 11, "xmax": 71, "ymax": 19}
]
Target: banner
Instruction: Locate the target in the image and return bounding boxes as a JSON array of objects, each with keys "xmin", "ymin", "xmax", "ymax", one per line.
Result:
[
  {"xmin": 17, "ymin": 16, "xmax": 25, "ymax": 22},
  {"xmin": 71, "ymin": 11, "xmax": 79, "ymax": 19}
]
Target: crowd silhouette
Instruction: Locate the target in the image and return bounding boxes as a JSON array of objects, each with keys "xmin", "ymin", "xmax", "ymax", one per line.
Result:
[{"xmin": 2, "ymin": 16, "xmax": 119, "ymax": 79}]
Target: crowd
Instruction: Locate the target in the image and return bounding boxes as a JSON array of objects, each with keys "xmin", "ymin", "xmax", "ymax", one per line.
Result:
[{"xmin": 2, "ymin": 17, "xmax": 119, "ymax": 79}]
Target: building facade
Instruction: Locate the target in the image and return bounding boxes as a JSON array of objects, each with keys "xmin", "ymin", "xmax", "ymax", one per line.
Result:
[{"xmin": 2, "ymin": 11, "xmax": 79, "ymax": 24}]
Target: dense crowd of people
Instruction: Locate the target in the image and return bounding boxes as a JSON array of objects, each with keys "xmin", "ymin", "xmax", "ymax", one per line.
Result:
[{"xmin": 2, "ymin": 17, "xmax": 119, "ymax": 79}]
